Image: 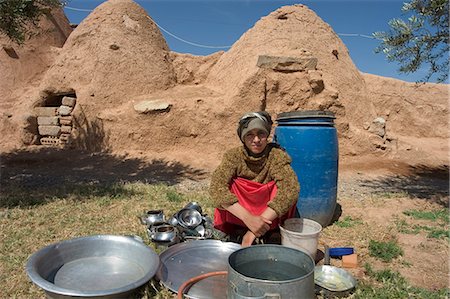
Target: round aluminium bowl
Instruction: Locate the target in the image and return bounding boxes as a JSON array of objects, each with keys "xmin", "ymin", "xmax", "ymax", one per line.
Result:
[
  {"xmin": 314, "ymin": 265, "xmax": 357, "ymax": 292},
  {"xmin": 177, "ymin": 208, "xmax": 203, "ymax": 229},
  {"xmin": 26, "ymin": 235, "xmax": 160, "ymax": 298},
  {"xmin": 183, "ymin": 202, "xmax": 203, "ymax": 214}
]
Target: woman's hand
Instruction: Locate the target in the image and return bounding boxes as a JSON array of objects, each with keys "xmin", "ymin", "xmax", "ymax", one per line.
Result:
[
  {"xmin": 242, "ymin": 214, "xmax": 271, "ymax": 237},
  {"xmin": 241, "ymin": 230, "xmax": 257, "ymax": 247},
  {"xmin": 224, "ymin": 203, "xmax": 272, "ymax": 237}
]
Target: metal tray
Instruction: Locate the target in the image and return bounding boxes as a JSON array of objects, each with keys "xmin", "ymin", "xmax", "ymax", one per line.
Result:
[{"xmin": 156, "ymin": 240, "xmax": 241, "ymax": 299}]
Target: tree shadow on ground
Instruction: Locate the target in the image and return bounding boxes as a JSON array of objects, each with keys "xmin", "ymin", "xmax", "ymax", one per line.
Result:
[
  {"xmin": 0, "ymin": 147, "xmax": 207, "ymax": 208},
  {"xmin": 358, "ymin": 164, "xmax": 449, "ymax": 207}
]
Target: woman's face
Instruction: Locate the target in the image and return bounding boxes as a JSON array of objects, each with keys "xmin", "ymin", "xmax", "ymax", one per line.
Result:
[{"xmin": 243, "ymin": 128, "xmax": 268, "ymax": 154}]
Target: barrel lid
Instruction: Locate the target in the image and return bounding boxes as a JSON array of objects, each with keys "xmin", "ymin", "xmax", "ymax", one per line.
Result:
[{"xmin": 276, "ymin": 110, "xmax": 335, "ymax": 120}]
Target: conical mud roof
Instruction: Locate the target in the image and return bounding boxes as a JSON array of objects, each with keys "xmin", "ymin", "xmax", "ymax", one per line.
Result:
[
  {"xmin": 207, "ymin": 4, "xmax": 374, "ymax": 126},
  {"xmin": 0, "ymin": 7, "xmax": 72, "ymax": 101},
  {"xmin": 41, "ymin": 0, "xmax": 176, "ymax": 104}
]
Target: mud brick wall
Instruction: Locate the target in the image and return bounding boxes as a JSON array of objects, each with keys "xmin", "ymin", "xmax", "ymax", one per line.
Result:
[{"xmin": 35, "ymin": 96, "xmax": 76, "ymax": 146}]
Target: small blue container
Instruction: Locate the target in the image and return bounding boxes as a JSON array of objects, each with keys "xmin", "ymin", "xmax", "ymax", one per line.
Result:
[
  {"xmin": 274, "ymin": 110, "xmax": 338, "ymax": 227},
  {"xmin": 329, "ymin": 247, "xmax": 354, "ymax": 258}
]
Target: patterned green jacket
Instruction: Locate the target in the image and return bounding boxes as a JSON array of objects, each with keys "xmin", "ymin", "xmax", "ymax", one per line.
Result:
[{"xmin": 209, "ymin": 144, "xmax": 300, "ymax": 216}]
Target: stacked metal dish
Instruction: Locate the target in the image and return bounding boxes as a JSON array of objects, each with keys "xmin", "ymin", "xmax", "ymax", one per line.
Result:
[{"xmin": 141, "ymin": 202, "xmax": 216, "ymax": 245}]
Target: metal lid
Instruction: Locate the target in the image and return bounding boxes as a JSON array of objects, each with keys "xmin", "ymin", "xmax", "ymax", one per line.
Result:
[{"xmin": 276, "ymin": 110, "xmax": 335, "ymax": 120}]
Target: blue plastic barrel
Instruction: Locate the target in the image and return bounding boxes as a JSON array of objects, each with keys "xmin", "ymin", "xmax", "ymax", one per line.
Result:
[{"xmin": 274, "ymin": 110, "xmax": 338, "ymax": 227}]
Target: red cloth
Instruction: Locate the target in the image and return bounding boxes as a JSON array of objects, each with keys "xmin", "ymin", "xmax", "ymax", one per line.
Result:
[{"xmin": 214, "ymin": 177, "xmax": 296, "ymax": 234}]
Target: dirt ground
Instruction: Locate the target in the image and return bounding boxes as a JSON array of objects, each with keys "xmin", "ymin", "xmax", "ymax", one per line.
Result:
[
  {"xmin": 1, "ymin": 147, "xmax": 448, "ymax": 291},
  {"xmin": 336, "ymin": 159, "xmax": 448, "ymax": 290}
]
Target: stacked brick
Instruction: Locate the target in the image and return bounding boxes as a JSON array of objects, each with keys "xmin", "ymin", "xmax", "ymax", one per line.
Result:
[{"xmin": 35, "ymin": 96, "xmax": 76, "ymax": 146}]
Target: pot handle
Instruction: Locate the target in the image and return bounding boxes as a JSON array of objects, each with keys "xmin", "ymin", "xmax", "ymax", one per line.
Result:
[
  {"xmin": 146, "ymin": 227, "xmax": 156, "ymax": 239},
  {"xmin": 138, "ymin": 215, "xmax": 147, "ymax": 225},
  {"xmin": 231, "ymin": 286, "xmax": 280, "ymax": 299}
]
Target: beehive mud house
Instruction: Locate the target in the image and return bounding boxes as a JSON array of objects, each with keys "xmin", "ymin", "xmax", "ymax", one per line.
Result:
[{"xmin": 0, "ymin": 0, "xmax": 447, "ymax": 170}]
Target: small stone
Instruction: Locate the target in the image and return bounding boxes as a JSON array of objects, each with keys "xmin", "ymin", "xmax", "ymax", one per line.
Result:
[
  {"xmin": 123, "ymin": 15, "xmax": 140, "ymax": 30},
  {"xmin": 58, "ymin": 105, "xmax": 73, "ymax": 116},
  {"xmin": 134, "ymin": 100, "xmax": 171, "ymax": 114},
  {"xmin": 257, "ymin": 55, "xmax": 317, "ymax": 72},
  {"xmin": 62, "ymin": 96, "xmax": 76, "ymax": 107},
  {"xmin": 34, "ymin": 107, "xmax": 58, "ymax": 116},
  {"xmin": 308, "ymin": 70, "xmax": 324, "ymax": 93},
  {"xmin": 37, "ymin": 116, "xmax": 59, "ymax": 125},
  {"xmin": 38, "ymin": 125, "xmax": 61, "ymax": 136},
  {"xmin": 374, "ymin": 117, "xmax": 386, "ymax": 125},
  {"xmin": 61, "ymin": 125, "xmax": 72, "ymax": 134},
  {"xmin": 60, "ymin": 117, "xmax": 72, "ymax": 126},
  {"xmin": 368, "ymin": 117, "xmax": 386, "ymax": 137},
  {"xmin": 110, "ymin": 44, "xmax": 119, "ymax": 50}
]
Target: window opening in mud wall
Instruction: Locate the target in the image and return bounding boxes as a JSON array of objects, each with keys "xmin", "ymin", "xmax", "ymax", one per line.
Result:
[{"xmin": 35, "ymin": 93, "xmax": 77, "ymax": 146}]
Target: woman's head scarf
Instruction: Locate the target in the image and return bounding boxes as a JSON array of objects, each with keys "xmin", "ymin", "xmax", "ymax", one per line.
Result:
[{"xmin": 237, "ymin": 111, "xmax": 273, "ymax": 142}]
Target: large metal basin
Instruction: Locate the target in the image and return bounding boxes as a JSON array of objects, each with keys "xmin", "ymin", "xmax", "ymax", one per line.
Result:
[{"xmin": 26, "ymin": 235, "xmax": 160, "ymax": 298}]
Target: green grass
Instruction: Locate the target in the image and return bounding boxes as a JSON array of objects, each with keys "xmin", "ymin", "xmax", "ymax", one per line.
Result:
[
  {"xmin": 354, "ymin": 263, "xmax": 449, "ymax": 299},
  {"xmin": 1, "ymin": 181, "xmax": 447, "ymax": 298},
  {"xmin": 368, "ymin": 239, "xmax": 403, "ymax": 262},
  {"xmin": 0, "ymin": 182, "xmax": 212, "ymax": 298},
  {"xmin": 335, "ymin": 215, "xmax": 363, "ymax": 228},
  {"xmin": 395, "ymin": 208, "xmax": 449, "ymax": 239},
  {"xmin": 395, "ymin": 218, "xmax": 421, "ymax": 234},
  {"xmin": 416, "ymin": 225, "xmax": 449, "ymax": 239},
  {"xmin": 403, "ymin": 208, "xmax": 449, "ymax": 223},
  {"xmin": 165, "ymin": 189, "xmax": 184, "ymax": 203}
]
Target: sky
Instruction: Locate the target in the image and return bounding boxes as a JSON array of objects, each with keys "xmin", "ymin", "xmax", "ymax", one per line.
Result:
[{"xmin": 63, "ymin": 0, "xmax": 437, "ymax": 83}]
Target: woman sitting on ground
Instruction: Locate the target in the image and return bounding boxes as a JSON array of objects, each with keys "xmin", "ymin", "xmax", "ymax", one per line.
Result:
[{"xmin": 209, "ymin": 111, "xmax": 300, "ymax": 247}]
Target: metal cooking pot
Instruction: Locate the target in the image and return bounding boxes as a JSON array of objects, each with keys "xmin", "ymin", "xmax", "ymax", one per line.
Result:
[
  {"xmin": 26, "ymin": 235, "xmax": 160, "ymax": 298},
  {"xmin": 141, "ymin": 209, "xmax": 165, "ymax": 226},
  {"xmin": 148, "ymin": 224, "xmax": 178, "ymax": 242},
  {"xmin": 227, "ymin": 245, "xmax": 315, "ymax": 299}
]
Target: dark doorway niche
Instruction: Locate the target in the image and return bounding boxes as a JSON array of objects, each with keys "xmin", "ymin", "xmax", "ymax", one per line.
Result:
[
  {"xmin": 35, "ymin": 91, "xmax": 77, "ymax": 147},
  {"xmin": 43, "ymin": 92, "xmax": 76, "ymax": 107}
]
